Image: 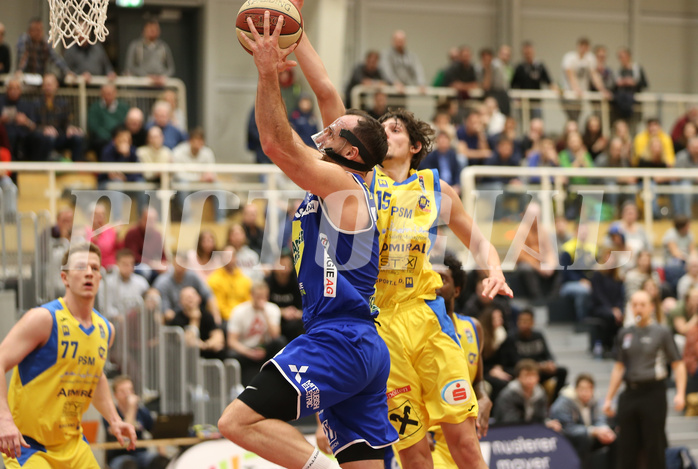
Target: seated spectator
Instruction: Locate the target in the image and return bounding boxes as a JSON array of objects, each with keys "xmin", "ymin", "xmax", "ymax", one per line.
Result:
[
  {"xmin": 683, "ymin": 320, "xmax": 698, "ymax": 394},
  {"xmin": 442, "ymin": 45, "xmax": 478, "ymax": 99},
  {"xmin": 153, "ymin": 251, "xmax": 220, "ymax": 323},
  {"xmin": 241, "ymin": 203, "xmax": 271, "ymax": 262},
  {"xmin": 602, "ymin": 225, "xmax": 631, "ymax": 274},
  {"xmin": 556, "ymin": 120, "xmax": 579, "ymax": 153},
  {"xmin": 456, "ymin": 109, "xmax": 492, "ymax": 163},
  {"xmin": 289, "ymin": 95, "xmax": 319, "ymax": 147},
  {"xmin": 266, "ymin": 250, "xmax": 303, "ymax": 341},
  {"xmin": 41, "ymin": 206, "xmax": 75, "ymax": 296},
  {"xmin": 559, "ymin": 223, "xmax": 596, "ymax": 322},
  {"xmin": 513, "ymin": 203, "xmax": 557, "ymax": 301},
  {"xmin": 172, "ymin": 127, "xmax": 220, "ymax": 222},
  {"xmin": 36, "ymin": 74, "xmax": 85, "ymax": 161},
  {"xmin": 0, "ymin": 123, "xmax": 16, "ymax": 218},
  {"xmin": 671, "ymin": 107, "xmax": 698, "ymax": 151},
  {"xmin": 187, "ymin": 229, "xmax": 222, "ymax": 282},
  {"xmin": 611, "ymin": 119, "xmax": 634, "ymax": 158},
  {"xmin": 88, "ymin": 84, "xmax": 129, "ymax": 157},
  {"xmin": 104, "ymin": 376, "xmax": 169, "ymax": 469},
  {"xmin": 589, "ymin": 248, "xmax": 625, "ymax": 354},
  {"xmin": 476, "ymin": 48, "xmax": 509, "ymax": 115},
  {"xmin": 100, "ymin": 248, "xmax": 151, "ymax": 319},
  {"xmin": 678, "ymin": 256, "xmax": 698, "ymax": 302},
  {"xmin": 523, "ymin": 138, "xmax": 559, "ymax": 185},
  {"xmin": 674, "ymin": 121, "xmax": 697, "ymax": 155},
  {"xmin": 85, "ymin": 202, "xmax": 118, "ymax": 269},
  {"xmin": 633, "ymin": 118, "xmax": 675, "ymax": 166},
  {"xmin": 63, "ymin": 27, "xmax": 115, "ymax": 82},
  {"xmin": 344, "ymin": 50, "xmax": 388, "ymax": 108},
  {"xmin": 147, "ymin": 101, "xmax": 186, "ymax": 150},
  {"xmin": 493, "ymin": 359, "xmax": 562, "ymax": 431},
  {"xmin": 520, "ymin": 117, "xmax": 545, "ymax": 158},
  {"xmin": 168, "ymin": 286, "xmax": 225, "ymax": 360},
  {"xmin": 558, "ymin": 131, "xmax": 594, "ymax": 185},
  {"xmin": 0, "ymin": 79, "xmax": 39, "ymax": 161},
  {"xmin": 420, "ymin": 130, "xmax": 463, "ymax": 191},
  {"xmin": 125, "ymin": 107, "xmax": 147, "ymax": 148},
  {"xmin": 662, "ymin": 216, "xmax": 696, "ymax": 293},
  {"xmin": 481, "ymin": 96, "xmax": 506, "ymax": 137},
  {"xmin": 247, "ymin": 106, "xmax": 270, "ymax": 165},
  {"xmin": 207, "ymin": 246, "xmax": 253, "ymax": 324},
  {"xmin": 638, "ymin": 137, "xmax": 673, "ymax": 220},
  {"xmin": 227, "ymin": 223, "xmax": 262, "ymax": 280},
  {"xmin": 366, "ymin": 91, "xmax": 388, "ymax": 121},
  {"xmin": 136, "ymin": 126, "xmax": 173, "ymax": 183},
  {"xmin": 159, "ymin": 89, "xmax": 186, "ymax": 132},
  {"xmin": 623, "ymin": 250, "xmax": 660, "ymax": 304},
  {"xmin": 227, "ymin": 282, "xmax": 286, "ymax": 385},
  {"xmin": 432, "ymin": 108, "xmax": 457, "ymax": 143},
  {"xmin": 98, "ymin": 126, "xmax": 145, "ymax": 221},
  {"xmin": 125, "ymin": 19, "xmax": 175, "ymax": 86},
  {"xmin": 550, "ymin": 374, "xmax": 616, "ymax": 469},
  {"xmin": 674, "ymin": 136, "xmax": 698, "ymax": 217},
  {"xmin": 668, "ymin": 287, "xmax": 698, "ymax": 353},
  {"xmin": 595, "ymin": 138, "xmax": 636, "ymax": 215},
  {"xmin": 503, "ymin": 309, "xmax": 568, "ymax": 401},
  {"xmin": 610, "ymin": 202, "xmax": 650, "ymax": 262},
  {"xmin": 480, "ymin": 137, "xmax": 524, "ymax": 220},
  {"xmin": 123, "ymin": 208, "xmax": 168, "ymax": 282},
  {"xmin": 582, "ymin": 114, "xmax": 607, "ymax": 161},
  {"xmin": 16, "ymin": 17, "xmax": 73, "ymax": 78},
  {"xmin": 481, "ymin": 305, "xmax": 512, "ymax": 403}
]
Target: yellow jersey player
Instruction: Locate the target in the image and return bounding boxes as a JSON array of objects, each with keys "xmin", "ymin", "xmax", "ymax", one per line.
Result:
[
  {"xmin": 430, "ymin": 254, "xmax": 492, "ymax": 469},
  {"xmin": 285, "ymin": 2, "xmax": 510, "ymax": 466},
  {"xmin": 0, "ymin": 242, "xmax": 136, "ymax": 468}
]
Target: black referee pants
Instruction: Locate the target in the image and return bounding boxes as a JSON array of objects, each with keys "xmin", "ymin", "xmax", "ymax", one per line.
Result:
[{"xmin": 616, "ymin": 380, "xmax": 667, "ymax": 469}]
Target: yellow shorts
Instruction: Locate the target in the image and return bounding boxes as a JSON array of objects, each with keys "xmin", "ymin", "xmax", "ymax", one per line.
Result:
[
  {"xmin": 378, "ymin": 296, "xmax": 478, "ymax": 453},
  {"xmin": 2, "ymin": 435, "xmax": 99, "ymax": 469}
]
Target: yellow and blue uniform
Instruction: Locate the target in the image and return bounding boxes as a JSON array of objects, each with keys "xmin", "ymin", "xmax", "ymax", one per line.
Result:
[
  {"xmin": 3, "ymin": 298, "xmax": 112, "ymax": 469},
  {"xmin": 371, "ymin": 168, "xmax": 478, "ymax": 452},
  {"xmin": 431, "ymin": 314, "xmax": 480, "ymax": 468}
]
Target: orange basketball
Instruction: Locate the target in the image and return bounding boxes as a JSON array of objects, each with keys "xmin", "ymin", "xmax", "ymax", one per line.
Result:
[{"xmin": 236, "ymin": 0, "xmax": 303, "ymax": 55}]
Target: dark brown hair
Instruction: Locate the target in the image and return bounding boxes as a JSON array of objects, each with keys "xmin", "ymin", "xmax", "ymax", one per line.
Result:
[
  {"xmin": 379, "ymin": 109, "xmax": 434, "ymax": 169},
  {"xmin": 346, "ymin": 109, "xmax": 388, "ymax": 168}
]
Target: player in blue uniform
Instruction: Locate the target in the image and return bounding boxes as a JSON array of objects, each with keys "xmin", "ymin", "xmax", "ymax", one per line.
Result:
[{"xmin": 218, "ymin": 12, "xmax": 398, "ymax": 469}]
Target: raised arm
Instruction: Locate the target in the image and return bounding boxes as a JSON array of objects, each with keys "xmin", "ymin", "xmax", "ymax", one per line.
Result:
[{"xmin": 439, "ymin": 181, "xmax": 512, "ymax": 299}]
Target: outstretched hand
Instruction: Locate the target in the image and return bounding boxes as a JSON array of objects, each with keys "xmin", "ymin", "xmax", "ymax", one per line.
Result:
[
  {"xmin": 241, "ymin": 11, "xmax": 298, "ymax": 74},
  {"xmin": 481, "ymin": 273, "xmax": 513, "ymax": 299}
]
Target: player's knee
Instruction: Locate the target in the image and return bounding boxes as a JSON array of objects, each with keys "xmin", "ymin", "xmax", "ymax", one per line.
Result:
[{"xmin": 218, "ymin": 400, "xmax": 249, "ymax": 443}]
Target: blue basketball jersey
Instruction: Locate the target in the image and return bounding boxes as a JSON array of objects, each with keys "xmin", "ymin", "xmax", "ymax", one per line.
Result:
[{"xmin": 290, "ymin": 174, "xmax": 380, "ymax": 330}]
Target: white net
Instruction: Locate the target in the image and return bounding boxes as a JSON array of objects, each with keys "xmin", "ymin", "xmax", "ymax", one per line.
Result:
[{"xmin": 47, "ymin": 0, "xmax": 109, "ymax": 49}]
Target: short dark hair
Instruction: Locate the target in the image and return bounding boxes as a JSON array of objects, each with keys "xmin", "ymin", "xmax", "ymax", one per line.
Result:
[
  {"xmin": 575, "ymin": 373, "xmax": 595, "ymax": 388},
  {"xmin": 479, "ymin": 48, "xmax": 494, "ymax": 58},
  {"xmin": 578, "ymin": 37, "xmax": 590, "ymax": 46},
  {"xmin": 443, "ymin": 253, "xmax": 466, "ymax": 292},
  {"xmin": 518, "ymin": 308, "xmax": 534, "ymax": 319},
  {"xmin": 111, "ymin": 124, "xmax": 129, "ymax": 140},
  {"xmin": 116, "ymin": 248, "xmax": 135, "ymax": 261},
  {"xmin": 516, "ymin": 359, "xmax": 540, "ymax": 377},
  {"xmin": 379, "ymin": 109, "xmax": 434, "ymax": 169},
  {"xmin": 189, "ymin": 127, "xmax": 206, "ymax": 140},
  {"xmin": 646, "ymin": 117, "xmax": 660, "ymax": 126},
  {"xmin": 61, "ymin": 242, "xmax": 102, "ymax": 269},
  {"xmin": 346, "ymin": 109, "xmax": 388, "ymax": 168},
  {"xmin": 29, "ymin": 17, "xmax": 42, "ymax": 26},
  {"xmin": 675, "ymin": 215, "xmax": 690, "ymax": 231}
]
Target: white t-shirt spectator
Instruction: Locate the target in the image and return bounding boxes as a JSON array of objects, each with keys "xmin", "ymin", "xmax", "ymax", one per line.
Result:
[
  {"xmin": 662, "ymin": 228, "xmax": 694, "ymax": 263},
  {"xmin": 228, "ymin": 301, "xmax": 281, "ymax": 349},
  {"xmin": 99, "ymin": 270, "xmax": 151, "ymax": 318},
  {"xmin": 561, "ymin": 51, "xmax": 596, "ymax": 91},
  {"xmin": 172, "ymin": 142, "xmax": 216, "ymax": 182}
]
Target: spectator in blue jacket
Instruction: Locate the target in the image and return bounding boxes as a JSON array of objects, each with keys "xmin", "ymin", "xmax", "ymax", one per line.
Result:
[
  {"xmin": 550, "ymin": 374, "xmax": 616, "ymax": 469},
  {"xmin": 289, "ymin": 95, "xmax": 319, "ymax": 147},
  {"xmin": 99, "ymin": 126, "xmax": 145, "ymax": 220},
  {"xmin": 420, "ymin": 130, "xmax": 463, "ymax": 192}
]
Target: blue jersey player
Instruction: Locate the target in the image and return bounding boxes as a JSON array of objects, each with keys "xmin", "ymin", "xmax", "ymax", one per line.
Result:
[{"xmin": 218, "ymin": 12, "xmax": 398, "ymax": 469}]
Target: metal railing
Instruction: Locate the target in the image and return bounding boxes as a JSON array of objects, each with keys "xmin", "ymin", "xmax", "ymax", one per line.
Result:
[{"xmin": 0, "ymin": 75, "xmax": 187, "ymax": 132}]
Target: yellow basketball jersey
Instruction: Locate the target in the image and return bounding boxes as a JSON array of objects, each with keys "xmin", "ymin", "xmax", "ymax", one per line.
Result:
[
  {"xmin": 8, "ymin": 298, "xmax": 111, "ymax": 447},
  {"xmin": 371, "ymin": 168, "xmax": 442, "ymax": 307},
  {"xmin": 452, "ymin": 314, "xmax": 480, "ymax": 383}
]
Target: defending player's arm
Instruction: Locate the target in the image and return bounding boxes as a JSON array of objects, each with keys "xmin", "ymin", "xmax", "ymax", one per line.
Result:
[
  {"xmin": 439, "ymin": 181, "xmax": 512, "ymax": 299},
  {"xmin": 472, "ymin": 318, "xmax": 491, "ymax": 439},
  {"xmin": 0, "ymin": 308, "xmax": 52, "ymax": 459},
  {"xmin": 287, "ymin": 0, "xmax": 346, "ymax": 126},
  {"xmin": 92, "ymin": 322, "xmax": 137, "ymax": 450},
  {"xmin": 241, "ymin": 13, "xmax": 361, "ymax": 200}
]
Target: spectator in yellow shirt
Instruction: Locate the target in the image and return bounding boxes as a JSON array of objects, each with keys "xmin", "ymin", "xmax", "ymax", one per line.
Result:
[
  {"xmin": 207, "ymin": 245, "xmax": 252, "ymax": 323},
  {"xmin": 633, "ymin": 118, "xmax": 675, "ymax": 166}
]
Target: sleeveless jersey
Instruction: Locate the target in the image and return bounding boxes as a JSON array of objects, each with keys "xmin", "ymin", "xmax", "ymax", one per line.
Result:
[
  {"xmin": 291, "ymin": 174, "xmax": 380, "ymax": 330},
  {"xmin": 453, "ymin": 314, "xmax": 480, "ymax": 383},
  {"xmin": 370, "ymin": 168, "xmax": 443, "ymax": 307},
  {"xmin": 8, "ymin": 298, "xmax": 112, "ymax": 447}
]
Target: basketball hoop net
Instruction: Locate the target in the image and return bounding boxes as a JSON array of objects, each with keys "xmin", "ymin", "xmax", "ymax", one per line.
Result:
[{"xmin": 47, "ymin": 0, "xmax": 109, "ymax": 49}]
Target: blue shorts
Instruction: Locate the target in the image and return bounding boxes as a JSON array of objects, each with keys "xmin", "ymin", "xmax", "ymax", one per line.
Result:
[{"xmin": 266, "ymin": 318, "xmax": 398, "ymax": 455}]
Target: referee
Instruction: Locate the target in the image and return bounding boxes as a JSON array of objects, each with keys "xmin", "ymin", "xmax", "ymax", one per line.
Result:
[{"xmin": 603, "ymin": 290, "xmax": 686, "ymax": 469}]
